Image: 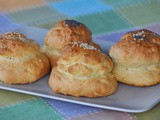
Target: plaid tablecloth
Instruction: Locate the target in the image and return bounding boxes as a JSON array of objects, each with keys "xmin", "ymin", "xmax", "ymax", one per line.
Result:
[{"xmin": 0, "ymin": 0, "xmax": 160, "ymax": 120}]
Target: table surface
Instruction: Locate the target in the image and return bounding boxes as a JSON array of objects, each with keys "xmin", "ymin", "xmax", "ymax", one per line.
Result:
[{"xmin": 0, "ymin": 0, "xmax": 160, "ymax": 120}]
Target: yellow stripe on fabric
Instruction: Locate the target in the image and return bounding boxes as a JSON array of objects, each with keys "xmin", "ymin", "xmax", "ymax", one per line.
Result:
[
  {"xmin": 134, "ymin": 103, "xmax": 160, "ymax": 120},
  {"xmin": 0, "ymin": 0, "xmax": 46, "ymax": 12},
  {"xmin": 0, "ymin": 90, "xmax": 37, "ymax": 107}
]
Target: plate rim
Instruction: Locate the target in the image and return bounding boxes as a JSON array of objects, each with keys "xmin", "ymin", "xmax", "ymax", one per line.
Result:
[{"xmin": 1, "ymin": 85, "xmax": 159, "ymax": 113}]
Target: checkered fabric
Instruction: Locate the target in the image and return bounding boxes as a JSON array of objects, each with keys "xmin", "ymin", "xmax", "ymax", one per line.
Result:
[{"xmin": 0, "ymin": 0, "xmax": 160, "ymax": 120}]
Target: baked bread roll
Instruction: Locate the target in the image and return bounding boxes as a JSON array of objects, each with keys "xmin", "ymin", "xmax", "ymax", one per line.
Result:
[
  {"xmin": 109, "ymin": 29, "xmax": 160, "ymax": 86},
  {"xmin": 49, "ymin": 42, "xmax": 117, "ymax": 98},
  {"xmin": 42, "ymin": 19, "xmax": 100, "ymax": 67},
  {"xmin": 0, "ymin": 32, "xmax": 50, "ymax": 84}
]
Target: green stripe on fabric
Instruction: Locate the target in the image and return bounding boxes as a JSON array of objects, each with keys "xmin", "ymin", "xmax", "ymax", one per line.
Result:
[
  {"xmin": 0, "ymin": 90, "xmax": 36, "ymax": 107},
  {"xmin": 34, "ymin": 19, "xmax": 59, "ymax": 29},
  {"xmin": 8, "ymin": 5, "xmax": 68, "ymax": 25},
  {"xmin": 34, "ymin": 18, "xmax": 69, "ymax": 29},
  {"xmin": 0, "ymin": 98, "xmax": 64, "ymax": 120},
  {"xmin": 134, "ymin": 103, "xmax": 160, "ymax": 120},
  {"xmin": 75, "ymin": 10, "xmax": 133, "ymax": 35},
  {"xmin": 118, "ymin": 1, "xmax": 160, "ymax": 26}
]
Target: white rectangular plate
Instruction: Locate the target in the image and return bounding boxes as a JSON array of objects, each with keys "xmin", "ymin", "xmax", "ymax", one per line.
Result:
[{"xmin": 0, "ymin": 26, "xmax": 160, "ymax": 113}]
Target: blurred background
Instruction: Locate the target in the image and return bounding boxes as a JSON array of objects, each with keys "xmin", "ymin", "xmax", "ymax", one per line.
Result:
[
  {"xmin": 0, "ymin": 0, "xmax": 160, "ymax": 41},
  {"xmin": 0, "ymin": 0, "xmax": 160, "ymax": 120}
]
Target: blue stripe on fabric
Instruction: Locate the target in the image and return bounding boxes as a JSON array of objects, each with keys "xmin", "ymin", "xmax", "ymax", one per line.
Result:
[
  {"xmin": 44, "ymin": 98, "xmax": 101, "ymax": 119},
  {"xmin": 0, "ymin": 13, "xmax": 20, "ymax": 33},
  {"xmin": 51, "ymin": 0, "xmax": 112, "ymax": 17}
]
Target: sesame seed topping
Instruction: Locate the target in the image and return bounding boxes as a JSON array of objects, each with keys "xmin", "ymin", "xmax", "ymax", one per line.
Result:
[
  {"xmin": 133, "ymin": 31, "xmax": 146, "ymax": 41},
  {"xmin": 65, "ymin": 20, "xmax": 83, "ymax": 27},
  {"xmin": 39, "ymin": 59, "xmax": 42, "ymax": 62},
  {"xmin": 153, "ymin": 32, "xmax": 160, "ymax": 37},
  {"xmin": 71, "ymin": 41, "xmax": 100, "ymax": 51},
  {"xmin": 2, "ymin": 32, "xmax": 27, "ymax": 41},
  {"xmin": 1, "ymin": 32, "xmax": 34, "ymax": 43}
]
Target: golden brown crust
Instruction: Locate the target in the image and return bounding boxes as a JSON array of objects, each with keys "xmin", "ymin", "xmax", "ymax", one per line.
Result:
[
  {"xmin": 112, "ymin": 64, "xmax": 160, "ymax": 87},
  {"xmin": 109, "ymin": 29, "xmax": 160, "ymax": 67},
  {"xmin": 41, "ymin": 45, "xmax": 61, "ymax": 67},
  {"xmin": 49, "ymin": 67, "xmax": 117, "ymax": 98},
  {"xmin": 49, "ymin": 42, "xmax": 117, "ymax": 98},
  {"xmin": 44, "ymin": 20, "xmax": 92, "ymax": 50},
  {"xmin": 0, "ymin": 32, "xmax": 50, "ymax": 84},
  {"xmin": 0, "ymin": 32, "xmax": 40, "ymax": 50},
  {"xmin": 109, "ymin": 29, "xmax": 160, "ymax": 86},
  {"xmin": 42, "ymin": 41, "xmax": 101, "ymax": 67},
  {"xmin": 42, "ymin": 19, "xmax": 101, "ymax": 67}
]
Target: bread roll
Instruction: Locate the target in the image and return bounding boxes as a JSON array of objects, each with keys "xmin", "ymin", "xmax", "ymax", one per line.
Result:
[
  {"xmin": 109, "ymin": 29, "xmax": 160, "ymax": 86},
  {"xmin": 0, "ymin": 32, "xmax": 50, "ymax": 84},
  {"xmin": 49, "ymin": 42, "xmax": 117, "ymax": 98},
  {"xmin": 42, "ymin": 19, "xmax": 100, "ymax": 67}
]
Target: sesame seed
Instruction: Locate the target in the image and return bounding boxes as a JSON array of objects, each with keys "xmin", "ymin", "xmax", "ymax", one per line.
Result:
[
  {"xmin": 71, "ymin": 41, "xmax": 100, "ymax": 51},
  {"xmin": 1, "ymin": 32, "xmax": 34, "ymax": 43},
  {"xmin": 153, "ymin": 32, "xmax": 160, "ymax": 37},
  {"xmin": 65, "ymin": 20, "xmax": 82, "ymax": 27},
  {"xmin": 133, "ymin": 31, "xmax": 146, "ymax": 41}
]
